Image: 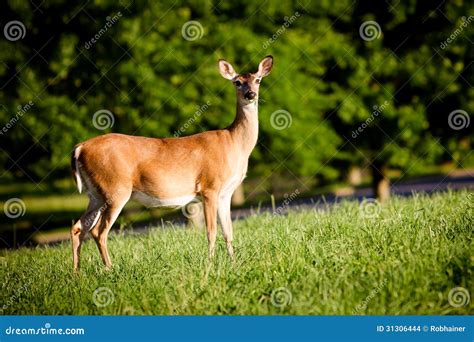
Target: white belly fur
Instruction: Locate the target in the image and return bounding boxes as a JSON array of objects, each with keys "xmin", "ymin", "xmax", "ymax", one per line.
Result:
[{"xmin": 132, "ymin": 191, "xmax": 196, "ymax": 208}]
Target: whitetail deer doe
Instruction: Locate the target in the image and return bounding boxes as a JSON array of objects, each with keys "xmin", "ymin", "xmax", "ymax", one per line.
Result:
[{"xmin": 70, "ymin": 56, "xmax": 273, "ymax": 271}]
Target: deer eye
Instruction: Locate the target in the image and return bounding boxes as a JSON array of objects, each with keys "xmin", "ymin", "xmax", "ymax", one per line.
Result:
[
  {"xmin": 255, "ymin": 79, "xmax": 261, "ymax": 84},
  {"xmin": 234, "ymin": 80, "xmax": 242, "ymax": 87}
]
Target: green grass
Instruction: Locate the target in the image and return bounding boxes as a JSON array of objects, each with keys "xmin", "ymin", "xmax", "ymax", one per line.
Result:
[{"xmin": 1, "ymin": 191, "xmax": 472, "ymax": 315}]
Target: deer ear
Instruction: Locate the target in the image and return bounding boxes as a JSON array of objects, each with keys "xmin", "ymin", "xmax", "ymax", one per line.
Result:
[
  {"xmin": 258, "ymin": 55, "xmax": 273, "ymax": 77},
  {"xmin": 218, "ymin": 59, "xmax": 237, "ymax": 80}
]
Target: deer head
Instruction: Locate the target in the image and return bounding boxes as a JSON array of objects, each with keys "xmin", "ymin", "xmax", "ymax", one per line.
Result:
[{"xmin": 219, "ymin": 56, "xmax": 273, "ymax": 105}]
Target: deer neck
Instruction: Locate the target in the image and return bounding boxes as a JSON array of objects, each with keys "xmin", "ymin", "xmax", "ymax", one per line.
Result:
[{"xmin": 228, "ymin": 100, "xmax": 259, "ymax": 157}]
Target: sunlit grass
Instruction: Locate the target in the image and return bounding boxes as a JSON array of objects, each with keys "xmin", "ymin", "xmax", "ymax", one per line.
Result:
[{"xmin": 1, "ymin": 190, "xmax": 472, "ymax": 315}]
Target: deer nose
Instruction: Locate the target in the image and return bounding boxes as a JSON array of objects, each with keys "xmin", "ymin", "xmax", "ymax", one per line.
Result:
[{"xmin": 245, "ymin": 91, "xmax": 256, "ymax": 100}]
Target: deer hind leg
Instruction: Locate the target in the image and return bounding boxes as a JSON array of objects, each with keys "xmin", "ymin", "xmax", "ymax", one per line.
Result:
[
  {"xmin": 90, "ymin": 189, "xmax": 131, "ymax": 269},
  {"xmin": 71, "ymin": 196, "xmax": 104, "ymax": 272},
  {"xmin": 218, "ymin": 194, "xmax": 234, "ymax": 260},
  {"xmin": 202, "ymin": 191, "xmax": 219, "ymax": 259}
]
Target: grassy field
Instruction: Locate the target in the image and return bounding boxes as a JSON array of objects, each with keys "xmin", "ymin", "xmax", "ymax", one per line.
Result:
[{"xmin": 0, "ymin": 190, "xmax": 472, "ymax": 315}]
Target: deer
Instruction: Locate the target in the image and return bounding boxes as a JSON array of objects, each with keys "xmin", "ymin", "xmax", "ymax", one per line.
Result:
[{"xmin": 70, "ymin": 56, "xmax": 273, "ymax": 271}]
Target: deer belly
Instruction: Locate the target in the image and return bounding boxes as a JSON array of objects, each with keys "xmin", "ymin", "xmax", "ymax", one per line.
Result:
[{"xmin": 132, "ymin": 191, "xmax": 196, "ymax": 208}]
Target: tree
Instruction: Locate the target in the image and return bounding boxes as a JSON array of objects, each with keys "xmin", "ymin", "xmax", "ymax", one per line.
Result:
[
  {"xmin": 320, "ymin": 0, "xmax": 473, "ymax": 200},
  {"xmin": 0, "ymin": 0, "xmax": 472, "ymax": 203}
]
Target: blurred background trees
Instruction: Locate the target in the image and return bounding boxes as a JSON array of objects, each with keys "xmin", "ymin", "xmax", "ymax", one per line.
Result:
[{"xmin": 0, "ymin": 0, "xmax": 472, "ymax": 201}]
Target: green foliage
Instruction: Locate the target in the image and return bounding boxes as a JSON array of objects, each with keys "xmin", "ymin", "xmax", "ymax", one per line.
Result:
[
  {"xmin": 1, "ymin": 191, "xmax": 472, "ymax": 314},
  {"xmin": 0, "ymin": 0, "xmax": 472, "ymax": 185}
]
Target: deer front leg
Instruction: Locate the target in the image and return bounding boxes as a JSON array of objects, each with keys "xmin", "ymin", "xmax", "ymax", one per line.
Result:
[
  {"xmin": 202, "ymin": 191, "xmax": 219, "ymax": 259},
  {"xmin": 218, "ymin": 194, "xmax": 234, "ymax": 260}
]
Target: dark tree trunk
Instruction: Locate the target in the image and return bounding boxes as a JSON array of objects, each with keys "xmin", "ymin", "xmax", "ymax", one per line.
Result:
[
  {"xmin": 348, "ymin": 166, "xmax": 362, "ymax": 186},
  {"xmin": 371, "ymin": 161, "xmax": 390, "ymax": 202}
]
